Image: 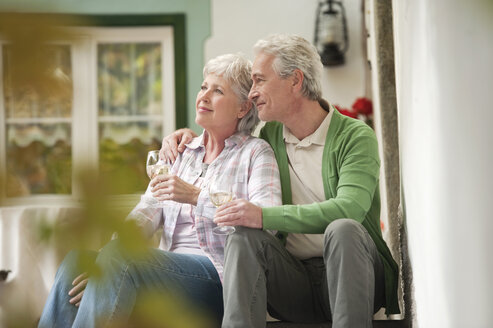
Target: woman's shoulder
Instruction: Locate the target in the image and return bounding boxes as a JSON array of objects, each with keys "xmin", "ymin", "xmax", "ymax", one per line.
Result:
[
  {"xmin": 242, "ymin": 134, "xmax": 273, "ymax": 150},
  {"xmin": 237, "ymin": 135, "xmax": 276, "ymax": 160}
]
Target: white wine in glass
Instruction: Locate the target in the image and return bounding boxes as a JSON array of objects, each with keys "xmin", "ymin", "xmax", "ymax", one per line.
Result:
[
  {"xmin": 209, "ymin": 178, "xmax": 235, "ymax": 235},
  {"xmin": 210, "ymin": 191, "xmax": 233, "ymax": 207},
  {"xmin": 146, "ymin": 150, "xmax": 170, "ymax": 179}
]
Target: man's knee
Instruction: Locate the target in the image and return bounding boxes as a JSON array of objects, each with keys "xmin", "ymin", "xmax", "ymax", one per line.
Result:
[
  {"xmin": 324, "ymin": 219, "xmax": 366, "ymax": 251},
  {"xmin": 225, "ymin": 227, "xmax": 268, "ymax": 250},
  {"xmin": 224, "ymin": 228, "xmax": 279, "ymax": 265}
]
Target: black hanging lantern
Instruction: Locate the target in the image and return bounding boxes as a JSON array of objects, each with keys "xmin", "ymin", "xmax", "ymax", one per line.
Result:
[{"xmin": 314, "ymin": 0, "xmax": 349, "ymax": 66}]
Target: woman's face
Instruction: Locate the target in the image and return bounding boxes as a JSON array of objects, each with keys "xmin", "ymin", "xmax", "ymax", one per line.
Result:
[{"xmin": 195, "ymin": 74, "xmax": 247, "ymax": 135}]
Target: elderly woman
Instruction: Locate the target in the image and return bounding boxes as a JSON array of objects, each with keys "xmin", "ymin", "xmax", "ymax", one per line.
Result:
[{"xmin": 38, "ymin": 53, "xmax": 282, "ymax": 328}]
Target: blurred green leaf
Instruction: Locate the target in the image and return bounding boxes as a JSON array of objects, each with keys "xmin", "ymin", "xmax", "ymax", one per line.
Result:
[{"xmin": 121, "ymin": 290, "xmax": 216, "ymax": 328}]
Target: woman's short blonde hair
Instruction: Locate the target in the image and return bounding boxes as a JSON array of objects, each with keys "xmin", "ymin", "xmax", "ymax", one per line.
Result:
[{"xmin": 203, "ymin": 53, "xmax": 259, "ymax": 134}]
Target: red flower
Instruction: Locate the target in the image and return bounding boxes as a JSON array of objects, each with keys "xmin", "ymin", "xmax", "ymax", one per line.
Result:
[
  {"xmin": 336, "ymin": 106, "xmax": 358, "ymax": 119},
  {"xmin": 352, "ymin": 97, "xmax": 373, "ymax": 116}
]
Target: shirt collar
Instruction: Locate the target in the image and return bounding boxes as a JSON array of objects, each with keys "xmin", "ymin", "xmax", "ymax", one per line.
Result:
[
  {"xmin": 185, "ymin": 130, "xmax": 250, "ymax": 150},
  {"xmin": 283, "ymin": 105, "xmax": 334, "ymax": 146}
]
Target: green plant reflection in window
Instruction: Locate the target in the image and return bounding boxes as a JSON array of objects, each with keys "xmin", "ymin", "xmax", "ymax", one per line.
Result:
[
  {"xmin": 98, "ymin": 43, "xmax": 164, "ymax": 194},
  {"xmin": 3, "ymin": 45, "xmax": 73, "ymax": 197}
]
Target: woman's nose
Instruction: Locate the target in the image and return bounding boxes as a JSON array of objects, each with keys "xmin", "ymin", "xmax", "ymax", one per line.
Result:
[{"xmin": 199, "ymin": 91, "xmax": 210, "ymax": 103}]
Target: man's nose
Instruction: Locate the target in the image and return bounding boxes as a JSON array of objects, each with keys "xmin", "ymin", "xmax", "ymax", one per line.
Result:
[{"xmin": 248, "ymin": 88, "xmax": 259, "ymax": 101}]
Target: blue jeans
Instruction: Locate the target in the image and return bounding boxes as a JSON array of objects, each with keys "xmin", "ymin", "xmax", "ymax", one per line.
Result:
[{"xmin": 38, "ymin": 239, "xmax": 223, "ymax": 328}]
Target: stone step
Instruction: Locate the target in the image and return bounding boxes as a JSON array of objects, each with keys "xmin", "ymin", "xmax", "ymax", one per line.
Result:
[{"xmin": 267, "ymin": 320, "xmax": 408, "ymax": 328}]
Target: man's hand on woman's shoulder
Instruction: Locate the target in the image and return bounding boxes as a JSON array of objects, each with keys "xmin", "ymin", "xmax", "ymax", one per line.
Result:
[{"xmin": 160, "ymin": 128, "xmax": 197, "ymax": 163}]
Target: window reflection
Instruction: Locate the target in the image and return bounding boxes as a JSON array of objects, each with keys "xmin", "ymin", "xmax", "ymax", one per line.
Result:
[
  {"xmin": 98, "ymin": 43, "xmax": 162, "ymax": 117},
  {"xmin": 99, "ymin": 122, "xmax": 162, "ymax": 194},
  {"xmin": 3, "ymin": 45, "xmax": 72, "ymax": 119},
  {"xmin": 98, "ymin": 43, "xmax": 164, "ymax": 194},
  {"xmin": 3, "ymin": 45, "xmax": 72, "ymax": 196},
  {"xmin": 6, "ymin": 124, "xmax": 72, "ymax": 197}
]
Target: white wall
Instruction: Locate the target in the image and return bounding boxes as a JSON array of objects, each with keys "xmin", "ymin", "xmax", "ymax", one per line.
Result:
[
  {"xmin": 393, "ymin": 0, "xmax": 493, "ymax": 326},
  {"xmin": 205, "ymin": 0, "xmax": 367, "ymax": 108}
]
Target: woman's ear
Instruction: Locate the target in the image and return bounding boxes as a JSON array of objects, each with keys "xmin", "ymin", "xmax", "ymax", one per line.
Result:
[{"xmin": 237, "ymin": 100, "xmax": 252, "ymax": 119}]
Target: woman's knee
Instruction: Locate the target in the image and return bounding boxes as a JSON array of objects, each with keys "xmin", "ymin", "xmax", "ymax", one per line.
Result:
[
  {"xmin": 95, "ymin": 239, "xmax": 130, "ymax": 269},
  {"xmin": 61, "ymin": 249, "xmax": 83, "ymax": 269},
  {"xmin": 54, "ymin": 249, "xmax": 97, "ymax": 284},
  {"xmin": 60, "ymin": 250, "xmax": 97, "ymax": 272}
]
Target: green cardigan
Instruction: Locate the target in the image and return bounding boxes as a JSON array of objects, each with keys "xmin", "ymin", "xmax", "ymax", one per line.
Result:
[{"xmin": 259, "ymin": 109, "xmax": 400, "ymax": 315}]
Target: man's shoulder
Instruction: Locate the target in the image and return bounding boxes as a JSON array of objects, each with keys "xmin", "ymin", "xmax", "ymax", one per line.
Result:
[
  {"xmin": 329, "ymin": 113, "xmax": 379, "ymax": 161},
  {"xmin": 261, "ymin": 121, "xmax": 284, "ymax": 132},
  {"xmin": 259, "ymin": 121, "xmax": 284, "ymax": 142},
  {"xmin": 332, "ymin": 111, "xmax": 376, "ymax": 140}
]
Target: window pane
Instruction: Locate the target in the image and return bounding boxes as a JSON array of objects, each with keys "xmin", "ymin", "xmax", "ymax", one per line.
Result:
[
  {"xmin": 6, "ymin": 124, "xmax": 72, "ymax": 196},
  {"xmin": 99, "ymin": 122, "xmax": 162, "ymax": 194},
  {"xmin": 3, "ymin": 44, "xmax": 73, "ymax": 197},
  {"xmin": 3, "ymin": 45, "xmax": 72, "ymax": 119},
  {"xmin": 98, "ymin": 43, "xmax": 162, "ymax": 117},
  {"xmin": 98, "ymin": 42, "xmax": 164, "ymax": 194}
]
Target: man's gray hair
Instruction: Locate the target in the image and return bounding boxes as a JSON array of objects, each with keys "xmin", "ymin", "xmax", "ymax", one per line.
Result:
[
  {"xmin": 203, "ymin": 53, "xmax": 259, "ymax": 134},
  {"xmin": 253, "ymin": 34, "xmax": 323, "ymax": 101}
]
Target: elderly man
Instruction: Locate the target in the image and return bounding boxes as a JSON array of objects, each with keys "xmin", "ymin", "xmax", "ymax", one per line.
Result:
[{"xmin": 162, "ymin": 34, "xmax": 400, "ymax": 328}]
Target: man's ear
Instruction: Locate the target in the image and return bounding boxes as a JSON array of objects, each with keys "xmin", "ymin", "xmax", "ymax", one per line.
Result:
[
  {"xmin": 238, "ymin": 100, "xmax": 252, "ymax": 119},
  {"xmin": 292, "ymin": 69, "xmax": 304, "ymax": 92}
]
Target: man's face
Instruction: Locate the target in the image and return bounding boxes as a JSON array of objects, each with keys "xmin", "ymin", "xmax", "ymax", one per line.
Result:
[{"xmin": 249, "ymin": 52, "xmax": 293, "ymax": 122}]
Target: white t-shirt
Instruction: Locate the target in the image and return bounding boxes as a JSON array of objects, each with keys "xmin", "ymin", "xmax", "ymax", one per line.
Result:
[
  {"xmin": 169, "ymin": 177, "xmax": 207, "ymax": 256},
  {"xmin": 283, "ymin": 109, "xmax": 333, "ymax": 259}
]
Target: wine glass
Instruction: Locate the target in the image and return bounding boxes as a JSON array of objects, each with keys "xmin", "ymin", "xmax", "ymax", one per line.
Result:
[
  {"xmin": 209, "ymin": 177, "xmax": 235, "ymax": 235},
  {"xmin": 146, "ymin": 150, "xmax": 170, "ymax": 179}
]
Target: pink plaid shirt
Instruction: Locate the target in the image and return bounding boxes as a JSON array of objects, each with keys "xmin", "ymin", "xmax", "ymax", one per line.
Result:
[{"xmin": 127, "ymin": 131, "xmax": 282, "ymax": 279}]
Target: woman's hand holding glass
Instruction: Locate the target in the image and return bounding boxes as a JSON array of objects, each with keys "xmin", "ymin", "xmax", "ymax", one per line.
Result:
[
  {"xmin": 146, "ymin": 150, "xmax": 171, "ymax": 179},
  {"xmin": 150, "ymin": 174, "xmax": 200, "ymax": 206},
  {"xmin": 147, "ymin": 150, "xmax": 201, "ymax": 205}
]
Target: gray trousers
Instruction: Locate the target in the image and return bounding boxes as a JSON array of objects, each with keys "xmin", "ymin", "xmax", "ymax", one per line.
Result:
[{"xmin": 222, "ymin": 219, "xmax": 385, "ymax": 328}]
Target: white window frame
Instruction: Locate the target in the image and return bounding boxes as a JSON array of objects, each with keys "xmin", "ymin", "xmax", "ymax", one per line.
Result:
[{"xmin": 0, "ymin": 26, "xmax": 175, "ymax": 207}]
